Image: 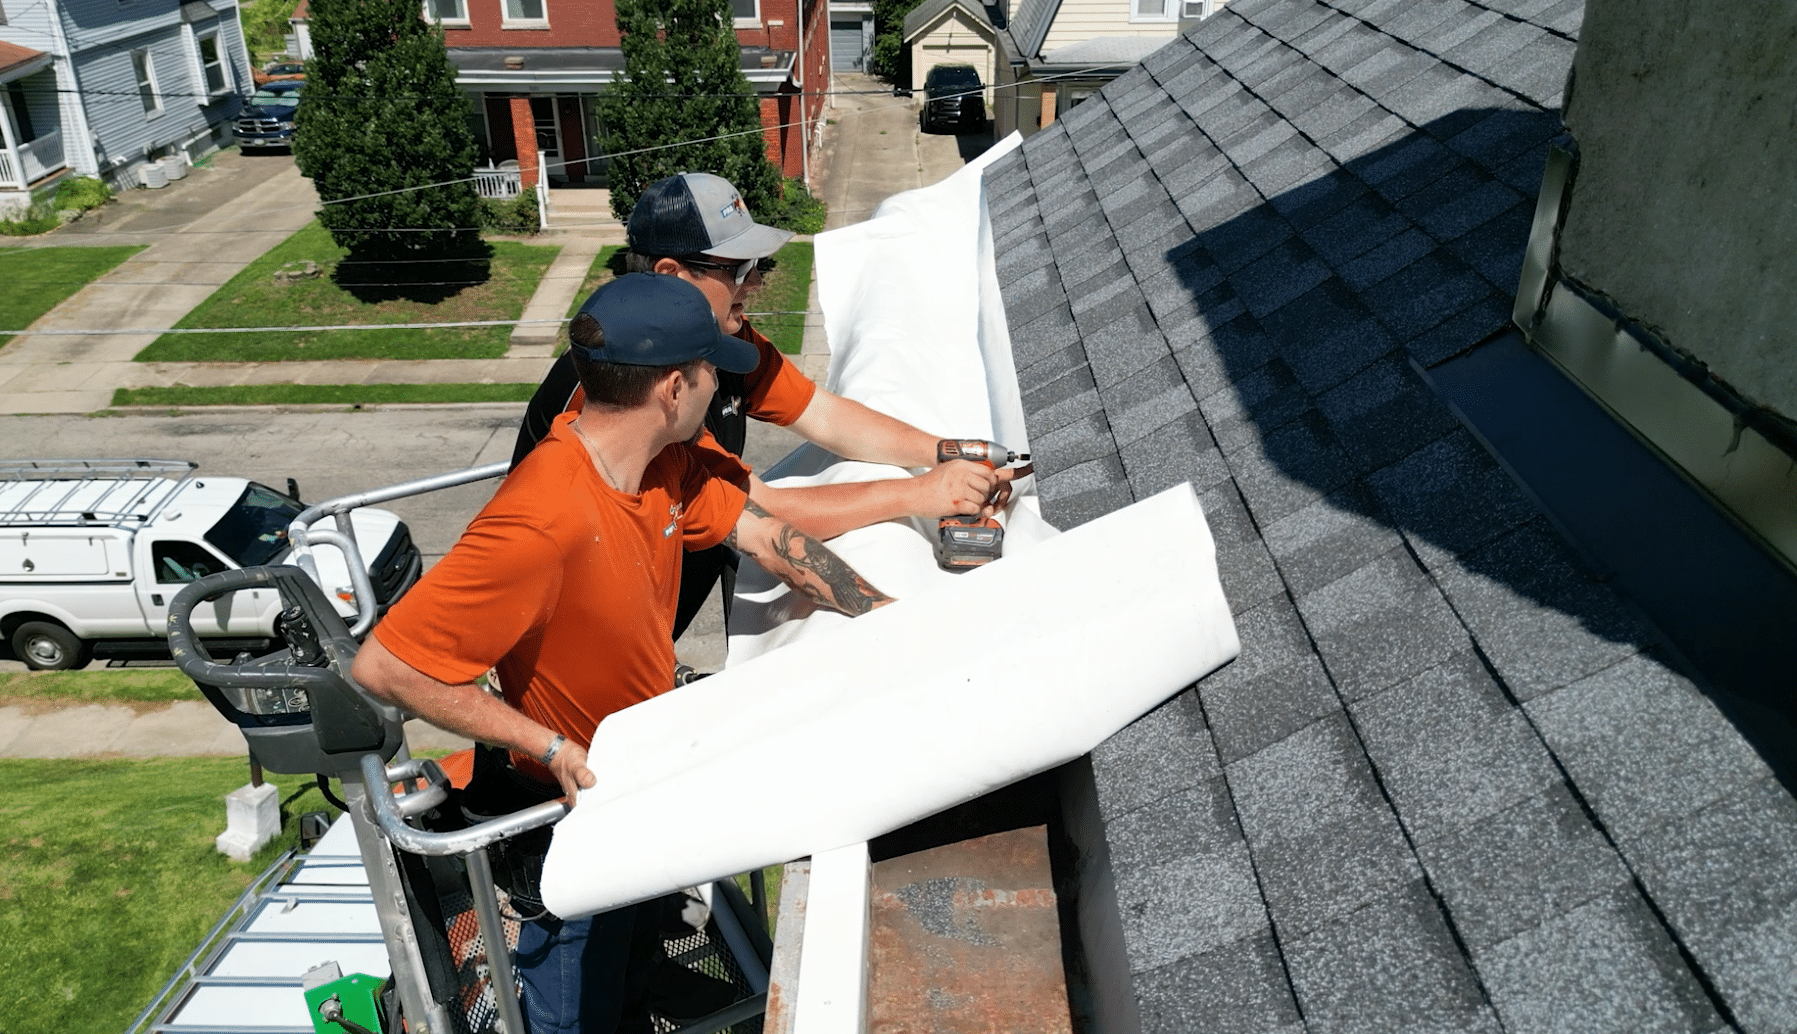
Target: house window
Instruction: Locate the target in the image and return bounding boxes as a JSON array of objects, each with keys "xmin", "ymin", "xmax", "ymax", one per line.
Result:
[
  {"xmin": 197, "ymin": 32, "xmax": 228, "ymax": 95},
  {"xmin": 732, "ymin": 0, "xmax": 758, "ymax": 24},
  {"xmin": 425, "ymin": 0, "xmax": 468, "ymax": 23},
  {"xmin": 1131, "ymin": 0, "xmax": 1174, "ymax": 21},
  {"xmin": 502, "ymin": 0, "xmax": 546, "ymax": 24},
  {"xmin": 1181, "ymin": 0, "xmax": 1212, "ymax": 16},
  {"xmin": 133, "ymin": 49, "xmax": 160, "ymax": 113}
]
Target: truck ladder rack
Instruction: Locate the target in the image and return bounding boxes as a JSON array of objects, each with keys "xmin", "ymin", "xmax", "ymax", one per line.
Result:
[{"xmin": 0, "ymin": 458, "xmax": 196, "ymax": 528}]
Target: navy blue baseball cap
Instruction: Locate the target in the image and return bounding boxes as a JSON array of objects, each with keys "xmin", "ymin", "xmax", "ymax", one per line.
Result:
[{"xmin": 570, "ymin": 273, "xmax": 759, "ymax": 373}]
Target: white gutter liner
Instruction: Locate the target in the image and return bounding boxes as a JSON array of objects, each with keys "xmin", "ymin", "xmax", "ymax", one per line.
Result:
[{"xmin": 540, "ymin": 137, "xmax": 1241, "ymax": 921}]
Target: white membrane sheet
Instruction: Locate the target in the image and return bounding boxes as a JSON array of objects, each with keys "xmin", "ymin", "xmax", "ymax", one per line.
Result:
[{"xmin": 540, "ymin": 140, "xmax": 1241, "ymax": 919}]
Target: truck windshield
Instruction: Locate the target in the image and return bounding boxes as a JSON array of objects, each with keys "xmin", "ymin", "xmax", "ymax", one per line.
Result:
[{"xmin": 205, "ymin": 483, "xmax": 303, "ymax": 567}]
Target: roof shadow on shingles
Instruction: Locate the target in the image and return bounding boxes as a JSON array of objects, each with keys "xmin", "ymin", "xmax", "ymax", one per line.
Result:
[{"xmin": 989, "ymin": 7, "xmax": 1797, "ymax": 1027}]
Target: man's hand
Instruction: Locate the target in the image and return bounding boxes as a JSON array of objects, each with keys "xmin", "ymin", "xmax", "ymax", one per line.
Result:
[
  {"xmin": 728, "ymin": 499, "xmax": 895, "ymax": 615},
  {"xmin": 913, "ymin": 460, "xmax": 1030, "ymax": 519},
  {"xmin": 544, "ymin": 735, "xmax": 597, "ymax": 804}
]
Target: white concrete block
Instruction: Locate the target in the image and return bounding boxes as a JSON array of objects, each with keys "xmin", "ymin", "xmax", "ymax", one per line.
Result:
[{"xmin": 216, "ymin": 781, "xmax": 281, "ymax": 862}]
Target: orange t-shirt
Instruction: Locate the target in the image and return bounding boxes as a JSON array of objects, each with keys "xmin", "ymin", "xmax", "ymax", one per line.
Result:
[
  {"xmin": 372, "ymin": 412, "xmax": 747, "ymax": 762},
  {"xmin": 562, "ymin": 323, "xmax": 816, "ymax": 486}
]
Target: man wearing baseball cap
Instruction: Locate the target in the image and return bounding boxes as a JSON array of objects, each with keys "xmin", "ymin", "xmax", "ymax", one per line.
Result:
[
  {"xmin": 513, "ymin": 171, "xmax": 1024, "ymax": 640},
  {"xmin": 355, "ymin": 273, "xmax": 893, "ymax": 1034}
]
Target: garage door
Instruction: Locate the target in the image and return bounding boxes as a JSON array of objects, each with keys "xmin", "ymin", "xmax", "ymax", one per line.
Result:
[{"xmin": 831, "ymin": 19, "xmax": 867, "ymax": 71}]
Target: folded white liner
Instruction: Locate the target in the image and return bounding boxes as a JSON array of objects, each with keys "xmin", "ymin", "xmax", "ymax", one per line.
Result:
[{"xmin": 540, "ymin": 483, "xmax": 1240, "ymax": 918}]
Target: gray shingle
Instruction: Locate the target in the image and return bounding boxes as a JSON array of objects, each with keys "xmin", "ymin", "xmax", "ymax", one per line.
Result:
[
  {"xmin": 1032, "ymin": 409, "xmax": 1117, "ymax": 479},
  {"xmin": 1260, "ymin": 281, "xmax": 1397, "ymax": 394},
  {"xmin": 1285, "ymin": 879, "xmax": 1500, "ymax": 1034},
  {"xmin": 1487, "ymin": 33, "xmax": 1575, "ymax": 106},
  {"xmin": 1338, "ymin": 226, "xmax": 1438, "ymax": 289},
  {"xmin": 1018, "ymin": 355, "xmax": 1099, "ymax": 432},
  {"xmin": 1008, "ymin": 300, "xmax": 1077, "ymax": 372},
  {"xmin": 1287, "ymin": 82, "xmax": 1380, "ymax": 144},
  {"xmin": 1318, "ymin": 108, "xmax": 1410, "ymax": 166},
  {"xmin": 1443, "ymin": 18, "xmax": 1546, "ymax": 80},
  {"xmin": 1133, "ymin": 931, "xmax": 1303, "ymax": 1034},
  {"xmin": 1100, "ymin": 354, "xmax": 1202, "ymax": 447},
  {"xmin": 1262, "ymin": 481, "xmax": 1404, "ymax": 597},
  {"xmin": 1108, "ymin": 778, "xmax": 1267, "ymax": 970},
  {"xmin": 1092, "ymin": 689, "xmax": 1221, "ymax": 820},
  {"xmin": 1224, "ymin": 410, "xmax": 1358, "ymax": 526},
  {"xmin": 1231, "ymin": 238, "xmax": 1335, "ymax": 320},
  {"xmin": 1120, "ymin": 410, "xmax": 1233, "ymax": 498},
  {"xmin": 1418, "ymin": 782, "xmax": 1631, "ymax": 950},
  {"xmin": 1316, "ymin": 356, "xmax": 1460, "ymax": 472},
  {"xmin": 1197, "ymin": 482, "xmax": 1287, "ymax": 615},
  {"xmin": 1229, "ymin": 713, "xmax": 1421, "ymax": 937},
  {"xmin": 1475, "ymin": 889, "xmax": 1722, "ymax": 1034},
  {"xmin": 998, "ymin": 254, "xmax": 1066, "ymax": 324},
  {"xmin": 1445, "ymin": 197, "xmax": 1534, "ymax": 287},
  {"xmin": 1626, "ymin": 776, "xmax": 1797, "ymax": 1033},
  {"xmin": 1171, "ymin": 311, "xmax": 1277, "ymax": 400},
  {"xmin": 1038, "ymin": 451, "xmax": 1133, "ymax": 527},
  {"xmin": 1398, "ymin": 164, "xmax": 1525, "ymax": 242},
  {"xmin": 1525, "ymin": 652, "xmax": 1773, "ymax": 846},
  {"xmin": 1414, "ymin": 4, "xmax": 1505, "ymax": 54},
  {"xmin": 1403, "ymin": 292, "xmax": 1513, "ymax": 365},
  {"xmin": 1195, "ymin": 592, "xmax": 1340, "ymax": 764},
  {"xmin": 1420, "ymin": 519, "xmax": 1654, "ymax": 701},
  {"xmin": 1241, "ymin": 130, "xmax": 1338, "ymax": 201},
  {"xmin": 1202, "ymin": 205, "xmax": 1298, "ymax": 275},
  {"xmin": 1356, "ymin": 132, "xmax": 1467, "ymax": 204},
  {"xmin": 1365, "ymin": 429, "xmax": 1536, "ymax": 555},
  {"xmin": 1082, "ymin": 300, "xmax": 1172, "ymax": 388},
  {"xmin": 1267, "ymin": 165, "xmax": 1368, "ymax": 232},
  {"xmin": 1296, "ymin": 546, "xmax": 1471, "ymax": 700},
  {"xmin": 1351, "ymin": 650, "xmax": 1561, "ymax": 841},
  {"xmin": 1299, "ymin": 189, "xmax": 1415, "ymax": 266},
  {"xmin": 1199, "ymin": 356, "xmax": 1310, "ymax": 455},
  {"xmin": 1446, "ymin": 104, "xmax": 1560, "ymax": 172}
]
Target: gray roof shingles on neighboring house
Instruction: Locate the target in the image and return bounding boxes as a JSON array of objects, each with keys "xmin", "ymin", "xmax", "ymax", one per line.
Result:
[{"xmin": 983, "ymin": 0, "xmax": 1797, "ymax": 1031}]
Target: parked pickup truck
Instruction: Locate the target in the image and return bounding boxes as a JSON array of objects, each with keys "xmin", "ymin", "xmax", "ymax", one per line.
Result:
[{"xmin": 0, "ymin": 460, "xmax": 421, "ymax": 669}]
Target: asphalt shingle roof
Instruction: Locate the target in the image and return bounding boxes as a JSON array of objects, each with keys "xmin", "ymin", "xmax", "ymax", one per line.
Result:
[{"xmin": 985, "ymin": 0, "xmax": 1797, "ymax": 1029}]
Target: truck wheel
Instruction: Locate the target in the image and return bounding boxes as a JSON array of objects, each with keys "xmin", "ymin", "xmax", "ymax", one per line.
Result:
[{"xmin": 12, "ymin": 621, "xmax": 89, "ymax": 671}]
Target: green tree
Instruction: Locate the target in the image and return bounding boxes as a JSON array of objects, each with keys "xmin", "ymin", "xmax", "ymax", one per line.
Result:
[
  {"xmin": 600, "ymin": 0, "xmax": 784, "ymax": 225},
  {"xmin": 293, "ymin": 0, "xmax": 484, "ymax": 265},
  {"xmin": 238, "ymin": 0, "xmax": 300, "ymax": 58},
  {"xmin": 869, "ymin": 0, "xmax": 924, "ymax": 81}
]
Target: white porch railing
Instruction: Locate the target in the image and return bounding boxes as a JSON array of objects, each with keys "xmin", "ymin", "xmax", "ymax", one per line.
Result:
[
  {"xmin": 0, "ymin": 149, "xmax": 18, "ymax": 190},
  {"xmin": 18, "ymin": 129, "xmax": 66, "ymax": 185},
  {"xmin": 535, "ymin": 149, "xmax": 548, "ymax": 231},
  {"xmin": 473, "ymin": 160, "xmax": 521, "ymax": 199}
]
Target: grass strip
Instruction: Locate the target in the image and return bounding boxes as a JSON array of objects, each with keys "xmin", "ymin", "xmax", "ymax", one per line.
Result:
[
  {"xmin": 0, "ymin": 246, "xmax": 146, "ymax": 345},
  {"xmin": 135, "ymin": 222, "xmax": 558, "ymax": 363},
  {"xmin": 111, "ymin": 382, "xmax": 538, "ymax": 408},
  {"xmin": 0, "ymin": 757, "xmax": 327, "ymax": 1034},
  {"xmin": 749, "ymin": 242, "xmax": 814, "ymax": 356},
  {"xmin": 0, "ymin": 668, "xmax": 201, "ymax": 704}
]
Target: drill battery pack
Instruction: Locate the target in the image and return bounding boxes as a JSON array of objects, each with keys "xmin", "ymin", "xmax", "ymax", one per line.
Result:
[{"xmin": 935, "ymin": 515, "xmax": 1005, "ymax": 570}]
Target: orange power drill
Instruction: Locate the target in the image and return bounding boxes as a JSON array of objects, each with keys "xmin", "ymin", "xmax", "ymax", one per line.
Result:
[{"xmin": 934, "ymin": 439, "xmax": 1030, "ymax": 571}]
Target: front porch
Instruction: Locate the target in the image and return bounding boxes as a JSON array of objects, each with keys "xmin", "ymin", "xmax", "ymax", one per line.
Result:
[{"xmin": 1, "ymin": 56, "xmax": 68, "ymax": 205}]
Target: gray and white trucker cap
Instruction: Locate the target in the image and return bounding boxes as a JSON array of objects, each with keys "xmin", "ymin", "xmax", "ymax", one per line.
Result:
[{"xmin": 627, "ymin": 172, "xmax": 794, "ymax": 260}]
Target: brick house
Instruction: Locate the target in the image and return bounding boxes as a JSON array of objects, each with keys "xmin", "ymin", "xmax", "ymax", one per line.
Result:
[{"xmin": 425, "ymin": 0, "xmax": 830, "ymax": 188}]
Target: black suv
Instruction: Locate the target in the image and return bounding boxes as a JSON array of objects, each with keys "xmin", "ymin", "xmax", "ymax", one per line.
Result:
[
  {"xmin": 920, "ymin": 65, "xmax": 986, "ymax": 134},
  {"xmin": 235, "ymin": 81, "xmax": 303, "ymax": 151}
]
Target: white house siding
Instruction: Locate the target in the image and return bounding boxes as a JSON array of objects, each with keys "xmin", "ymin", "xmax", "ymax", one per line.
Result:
[
  {"xmin": 14, "ymin": 0, "xmax": 247, "ymax": 182},
  {"xmin": 1039, "ymin": 0, "xmax": 1178, "ymax": 51},
  {"xmin": 909, "ymin": 9, "xmax": 995, "ymax": 98}
]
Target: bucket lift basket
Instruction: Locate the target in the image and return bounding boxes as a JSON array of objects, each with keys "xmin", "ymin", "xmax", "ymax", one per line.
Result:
[{"xmin": 169, "ymin": 504, "xmax": 772, "ymax": 1034}]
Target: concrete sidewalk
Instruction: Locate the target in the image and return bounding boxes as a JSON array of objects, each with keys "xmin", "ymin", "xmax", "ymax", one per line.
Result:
[{"xmin": 0, "ymin": 697, "xmax": 472, "ymax": 758}]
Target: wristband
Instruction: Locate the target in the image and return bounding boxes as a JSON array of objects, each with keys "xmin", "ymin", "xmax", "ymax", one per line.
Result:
[{"xmin": 539, "ymin": 734, "xmax": 567, "ymax": 766}]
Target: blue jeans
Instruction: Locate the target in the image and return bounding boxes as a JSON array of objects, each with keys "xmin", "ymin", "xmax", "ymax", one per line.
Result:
[{"xmin": 514, "ymin": 909, "xmax": 637, "ymax": 1034}]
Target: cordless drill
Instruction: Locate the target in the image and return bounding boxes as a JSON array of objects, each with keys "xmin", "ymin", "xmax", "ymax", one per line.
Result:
[{"xmin": 934, "ymin": 439, "xmax": 1030, "ymax": 571}]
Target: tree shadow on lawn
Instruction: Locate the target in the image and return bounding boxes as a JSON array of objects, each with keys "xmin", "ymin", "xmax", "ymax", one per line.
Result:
[{"xmin": 331, "ymin": 237, "xmax": 498, "ymax": 305}]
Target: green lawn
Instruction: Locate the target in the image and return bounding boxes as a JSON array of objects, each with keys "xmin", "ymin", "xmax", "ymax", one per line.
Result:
[
  {"xmin": 748, "ymin": 242, "xmax": 814, "ymax": 356},
  {"xmin": 0, "ymin": 668, "xmax": 201, "ymax": 704},
  {"xmin": 134, "ymin": 222, "xmax": 559, "ymax": 362},
  {"xmin": 0, "ymin": 758, "xmax": 325, "ymax": 1034},
  {"xmin": 564, "ymin": 242, "xmax": 814, "ymax": 355},
  {"xmin": 0, "ymin": 246, "xmax": 145, "ymax": 345},
  {"xmin": 112, "ymin": 382, "xmax": 538, "ymax": 408}
]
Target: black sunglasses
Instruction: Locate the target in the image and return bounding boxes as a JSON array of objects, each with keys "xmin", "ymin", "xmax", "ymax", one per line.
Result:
[{"xmin": 680, "ymin": 255, "xmax": 777, "ymax": 285}]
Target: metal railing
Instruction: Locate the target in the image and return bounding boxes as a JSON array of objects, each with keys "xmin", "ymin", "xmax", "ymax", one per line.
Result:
[
  {"xmin": 286, "ymin": 461, "xmax": 508, "ymax": 635},
  {"xmin": 535, "ymin": 149, "xmax": 549, "ymax": 230}
]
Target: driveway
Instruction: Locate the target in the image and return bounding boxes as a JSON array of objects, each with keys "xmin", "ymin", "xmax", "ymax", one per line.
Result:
[{"xmin": 813, "ymin": 72, "xmax": 998, "ymax": 230}]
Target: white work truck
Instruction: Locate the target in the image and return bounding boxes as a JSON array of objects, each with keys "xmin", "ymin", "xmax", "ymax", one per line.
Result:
[{"xmin": 0, "ymin": 459, "xmax": 421, "ymax": 669}]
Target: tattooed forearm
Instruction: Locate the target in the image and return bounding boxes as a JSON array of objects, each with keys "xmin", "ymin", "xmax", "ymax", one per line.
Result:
[{"xmin": 733, "ymin": 499, "xmax": 893, "ymax": 616}]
